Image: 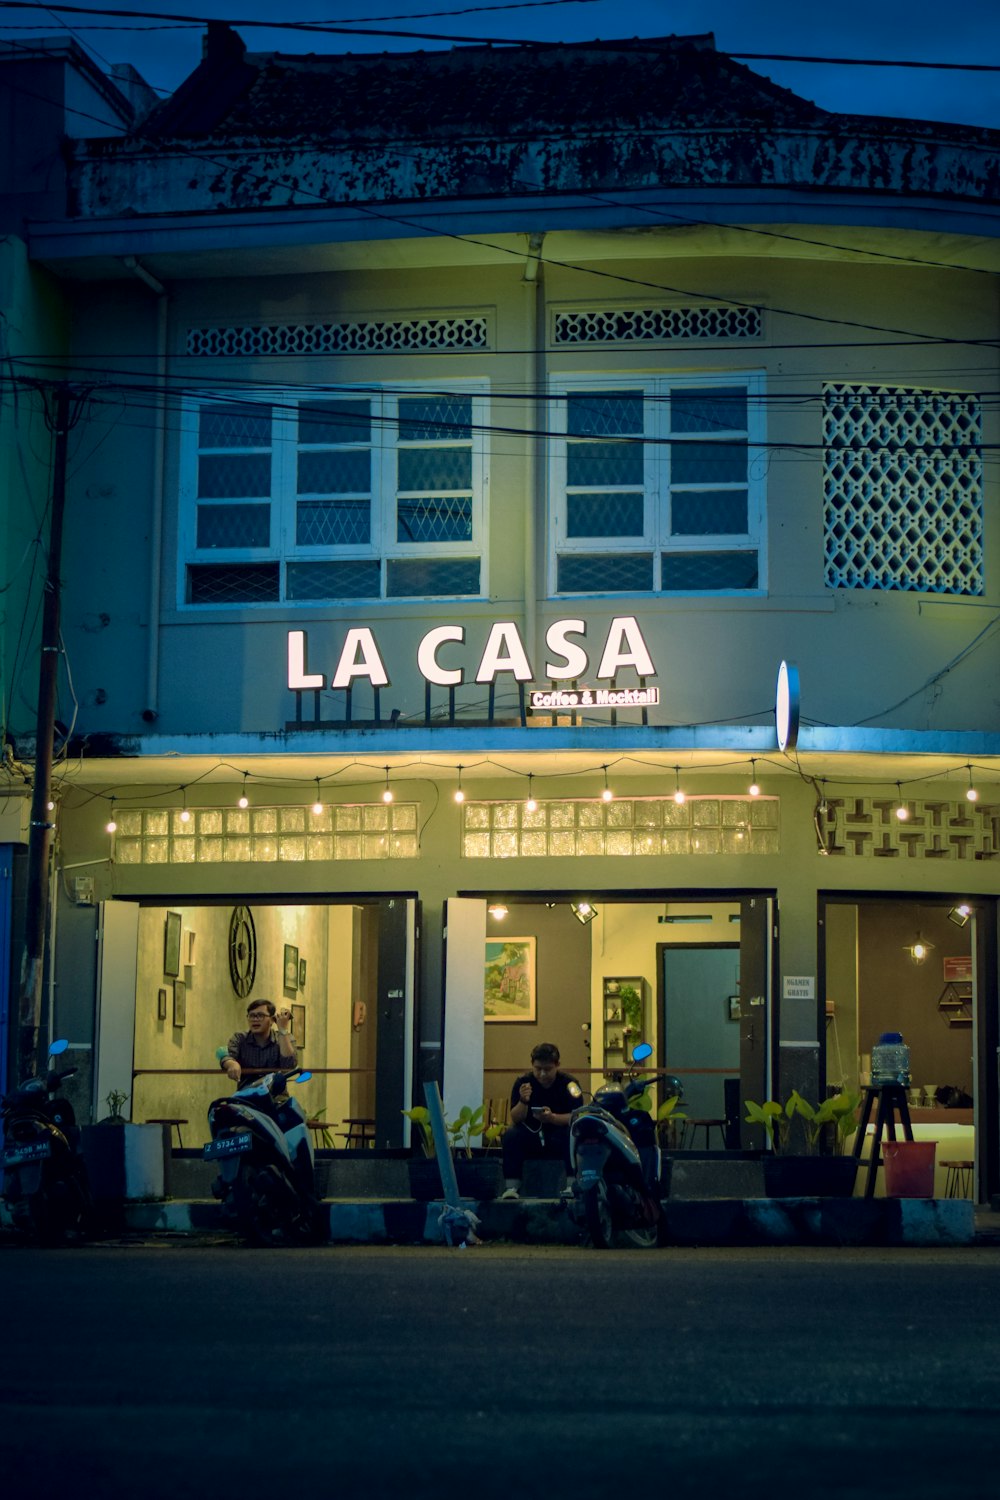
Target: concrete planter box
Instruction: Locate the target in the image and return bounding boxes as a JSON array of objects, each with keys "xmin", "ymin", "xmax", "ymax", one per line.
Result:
[
  {"xmin": 81, "ymin": 1123, "xmax": 167, "ymax": 1204},
  {"xmin": 408, "ymin": 1155, "xmax": 502, "ymax": 1201},
  {"xmin": 763, "ymin": 1154, "xmax": 858, "ymax": 1198}
]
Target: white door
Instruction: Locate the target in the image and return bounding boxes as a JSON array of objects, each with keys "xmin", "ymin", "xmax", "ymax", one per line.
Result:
[
  {"xmin": 442, "ymin": 897, "xmax": 487, "ymax": 1118},
  {"xmin": 95, "ymin": 901, "xmax": 140, "ymax": 1119}
]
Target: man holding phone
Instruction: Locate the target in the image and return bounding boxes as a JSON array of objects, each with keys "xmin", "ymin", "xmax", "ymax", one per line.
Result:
[{"xmin": 500, "ymin": 1042, "xmax": 583, "ymax": 1201}]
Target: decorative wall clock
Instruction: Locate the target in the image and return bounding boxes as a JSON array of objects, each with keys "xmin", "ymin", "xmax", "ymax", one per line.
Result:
[{"xmin": 228, "ymin": 905, "xmax": 257, "ymax": 997}]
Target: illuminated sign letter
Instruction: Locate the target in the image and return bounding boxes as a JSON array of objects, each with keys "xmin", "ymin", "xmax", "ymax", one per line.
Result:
[
  {"xmin": 417, "ymin": 625, "xmax": 466, "ymax": 687},
  {"xmin": 475, "ymin": 622, "xmax": 533, "ymax": 684},
  {"xmin": 544, "ymin": 619, "xmax": 588, "ymax": 681},
  {"xmin": 331, "ymin": 628, "xmax": 390, "ymax": 689},
  {"xmin": 596, "ymin": 616, "xmax": 656, "ymax": 680},
  {"xmin": 287, "ymin": 630, "xmax": 324, "ymax": 690}
]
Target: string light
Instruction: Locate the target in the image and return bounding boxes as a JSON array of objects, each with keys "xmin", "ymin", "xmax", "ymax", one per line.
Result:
[
  {"xmin": 106, "ymin": 798, "xmax": 117, "ymax": 834},
  {"xmin": 673, "ymin": 766, "xmax": 686, "ymax": 806},
  {"xmin": 179, "ymin": 787, "xmax": 191, "ymax": 824},
  {"xmin": 525, "ymin": 774, "xmax": 537, "ymax": 814},
  {"xmin": 312, "ymin": 779, "xmax": 323, "ymax": 816},
  {"xmin": 382, "ymin": 766, "xmax": 394, "ymax": 805},
  {"xmin": 748, "ymin": 760, "xmax": 760, "ymax": 798},
  {"xmin": 238, "ymin": 773, "xmax": 249, "ymax": 810},
  {"xmin": 895, "ymin": 783, "xmax": 909, "ymax": 821},
  {"xmin": 601, "ymin": 765, "xmax": 613, "ymax": 803},
  {"xmin": 966, "ymin": 765, "xmax": 979, "ymax": 802},
  {"xmin": 453, "ymin": 766, "xmax": 465, "ymax": 804}
]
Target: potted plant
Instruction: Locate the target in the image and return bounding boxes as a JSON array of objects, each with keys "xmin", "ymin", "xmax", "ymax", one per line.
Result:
[
  {"xmin": 745, "ymin": 1089, "xmax": 861, "ymax": 1197},
  {"xmin": 81, "ymin": 1089, "xmax": 167, "ymax": 1211},
  {"xmin": 403, "ymin": 1104, "xmax": 503, "ymax": 1200}
]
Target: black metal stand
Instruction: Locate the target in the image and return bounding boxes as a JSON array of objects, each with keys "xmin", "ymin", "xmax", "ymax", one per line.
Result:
[{"xmin": 852, "ymin": 1083, "xmax": 914, "ymax": 1198}]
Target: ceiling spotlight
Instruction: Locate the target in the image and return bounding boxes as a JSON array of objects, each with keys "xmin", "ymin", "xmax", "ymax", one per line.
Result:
[
  {"xmin": 312, "ymin": 778, "xmax": 323, "ymax": 816},
  {"xmin": 454, "ymin": 765, "xmax": 465, "ymax": 804},
  {"xmin": 525, "ymin": 774, "xmax": 537, "ymax": 814},
  {"xmin": 601, "ymin": 766, "xmax": 613, "ymax": 803},
  {"xmin": 382, "ymin": 766, "xmax": 394, "ymax": 805},
  {"xmin": 179, "ymin": 788, "xmax": 191, "ymax": 824},
  {"xmin": 238, "ymin": 772, "xmax": 250, "ymax": 810},
  {"xmin": 895, "ymin": 783, "xmax": 909, "ymax": 821},
  {"xmin": 571, "ymin": 900, "xmax": 598, "ymax": 926},
  {"xmin": 487, "ymin": 902, "xmax": 509, "ymax": 920},
  {"xmin": 748, "ymin": 760, "xmax": 760, "ymax": 798},
  {"xmin": 966, "ymin": 765, "xmax": 979, "ymax": 803},
  {"xmin": 673, "ymin": 766, "xmax": 686, "ymax": 806},
  {"xmin": 106, "ymin": 798, "xmax": 117, "ymax": 835},
  {"xmin": 948, "ymin": 904, "xmax": 972, "ymax": 928}
]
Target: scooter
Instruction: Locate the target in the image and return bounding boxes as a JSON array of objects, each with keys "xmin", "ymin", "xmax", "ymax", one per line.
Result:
[
  {"xmin": 204, "ymin": 1063, "xmax": 326, "ymax": 1246},
  {"xmin": 1, "ymin": 1039, "xmax": 92, "ymax": 1243},
  {"xmin": 566, "ymin": 1043, "xmax": 668, "ymax": 1249}
]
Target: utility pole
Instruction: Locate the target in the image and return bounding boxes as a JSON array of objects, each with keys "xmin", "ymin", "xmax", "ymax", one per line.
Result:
[{"xmin": 17, "ymin": 382, "xmax": 75, "ymax": 1082}]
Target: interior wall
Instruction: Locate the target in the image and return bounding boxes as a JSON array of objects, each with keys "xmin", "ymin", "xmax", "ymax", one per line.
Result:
[{"xmin": 825, "ymin": 904, "xmax": 859, "ymax": 1090}]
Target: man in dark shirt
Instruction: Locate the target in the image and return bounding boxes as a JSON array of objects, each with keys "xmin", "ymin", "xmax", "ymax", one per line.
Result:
[
  {"xmin": 221, "ymin": 999, "xmax": 298, "ymax": 1085},
  {"xmin": 500, "ymin": 1041, "xmax": 583, "ymax": 1200}
]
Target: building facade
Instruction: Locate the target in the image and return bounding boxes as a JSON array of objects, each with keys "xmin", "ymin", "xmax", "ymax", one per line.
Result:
[{"xmin": 2, "ymin": 27, "xmax": 999, "ymax": 1194}]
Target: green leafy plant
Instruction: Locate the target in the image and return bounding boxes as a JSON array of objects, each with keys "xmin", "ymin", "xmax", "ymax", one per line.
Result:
[
  {"xmin": 402, "ymin": 1105, "xmax": 436, "ymax": 1158},
  {"xmin": 618, "ymin": 984, "xmax": 643, "ymax": 1043},
  {"xmin": 308, "ymin": 1106, "xmax": 336, "ymax": 1149},
  {"xmin": 654, "ymin": 1092, "xmax": 688, "ymax": 1146},
  {"xmin": 403, "ymin": 1103, "xmax": 504, "ymax": 1159},
  {"xmin": 744, "ymin": 1097, "xmax": 793, "ymax": 1152},
  {"xmin": 102, "ymin": 1088, "xmax": 129, "ymax": 1123},
  {"xmin": 745, "ymin": 1089, "xmax": 861, "ymax": 1155}
]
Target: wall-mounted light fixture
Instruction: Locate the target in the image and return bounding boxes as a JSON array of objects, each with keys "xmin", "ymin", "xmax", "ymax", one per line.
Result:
[
  {"xmin": 571, "ymin": 900, "xmax": 598, "ymax": 925},
  {"xmin": 487, "ymin": 902, "xmax": 509, "ymax": 920},
  {"xmin": 906, "ymin": 935, "xmax": 934, "ymax": 965}
]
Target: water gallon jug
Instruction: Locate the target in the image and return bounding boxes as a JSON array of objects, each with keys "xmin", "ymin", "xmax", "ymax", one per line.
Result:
[{"xmin": 871, "ymin": 1031, "xmax": 910, "ymax": 1086}]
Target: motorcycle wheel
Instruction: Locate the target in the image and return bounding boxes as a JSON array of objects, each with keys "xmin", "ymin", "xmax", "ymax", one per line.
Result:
[
  {"xmin": 619, "ymin": 1221, "xmax": 658, "ymax": 1250},
  {"xmin": 582, "ymin": 1180, "xmax": 613, "ymax": 1249}
]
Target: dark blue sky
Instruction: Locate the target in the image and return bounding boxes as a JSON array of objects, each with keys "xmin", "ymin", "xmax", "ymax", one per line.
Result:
[{"xmin": 2, "ymin": 0, "xmax": 998, "ymax": 126}]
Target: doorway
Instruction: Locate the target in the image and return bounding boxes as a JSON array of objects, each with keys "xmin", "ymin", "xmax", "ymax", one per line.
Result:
[{"xmin": 659, "ymin": 942, "xmax": 740, "ymax": 1127}]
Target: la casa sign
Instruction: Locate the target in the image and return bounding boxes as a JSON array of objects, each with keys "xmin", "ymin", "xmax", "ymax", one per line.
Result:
[{"xmin": 287, "ymin": 616, "xmax": 658, "ymax": 691}]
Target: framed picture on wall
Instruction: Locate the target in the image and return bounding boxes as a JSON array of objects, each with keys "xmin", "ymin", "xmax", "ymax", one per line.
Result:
[
  {"xmin": 163, "ymin": 911, "xmax": 182, "ymax": 978},
  {"xmin": 283, "ymin": 944, "xmax": 299, "ymax": 991},
  {"xmin": 173, "ymin": 979, "xmax": 186, "ymax": 1028},
  {"xmin": 291, "ymin": 1003, "xmax": 306, "ymax": 1050},
  {"xmin": 484, "ymin": 936, "xmax": 536, "ymax": 1022},
  {"xmin": 728, "ymin": 995, "xmax": 741, "ymax": 1021},
  {"xmin": 298, "ymin": 959, "xmax": 307, "ymax": 988},
  {"xmin": 157, "ymin": 988, "xmax": 167, "ymax": 1021}
]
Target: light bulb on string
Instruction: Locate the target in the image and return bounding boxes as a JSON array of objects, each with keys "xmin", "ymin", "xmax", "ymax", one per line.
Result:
[
  {"xmin": 106, "ymin": 798, "xmax": 117, "ymax": 835},
  {"xmin": 238, "ymin": 773, "xmax": 249, "ymax": 810},
  {"xmin": 312, "ymin": 779, "xmax": 323, "ymax": 816},
  {"xmin": 748, "ymin": 760, "xmax": 760, "ymax": 798},
  {"xmin": 382, "ymin": 766, "xmax": 394, "ymax": 805},
  {"xmin": 525, "ymin": 774, "xmax": 537, "ymax": 814},
  {"xmin": 673, "ymin": 766, "xmax": 686, "ymax": 806},
  {"xmin": 179, "ymin": 787, "xmax": 191, "ymax": 824},
  {"xmin": 453, "ymin": 766, "xmax": 465, "ymax": 805},
  {"xmin": 895, "ymin": 783, "xmax": 909, "ymax": 821},
  {"xmin": 966, "ymin": 765, "xmax": 979, "ymax": 803},
  {"xmin": 601, "ymin": 765, "xmax": 613, "ymax": 803}
]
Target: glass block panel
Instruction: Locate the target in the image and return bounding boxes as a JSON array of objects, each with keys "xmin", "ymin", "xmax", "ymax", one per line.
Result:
[
  {"xmin": 751, "ymin": 828, "xmax": 780, "ymax": 854},
  {"xmin": 144, "ymin": 811, "xmax": 169, "ymax": 836},
  {"xmin": 606, "ymin": 801, "xmax": 634, "ymax": 827},
  {"xmin": 692, "ymin": 800, "xmax": 720, "ymax": 826},
  {"xmin": 567, "ymin": 391, "xmax": 643, "ymax": 437},
  {"xmin": 308, "ymin": 807, "xmax": 332, "ymax": 833},
  {"xmin": 335, "ymin": 835, "xmax": 362, "ymax": 860},
  {"xmin": 493, "ymin": 803, "xmax": 518, "ymax": 829},
  {"xmin": 397, "ymin": 496, "xmax": 472, "ymax": 544},
  {"xmin": 463, "ymin": 832, "xmax": 491, "ymax": 858},
  {"xmin": 297, "ymin": 450, "xmax": 370, "ymax": 496},
  {"xmin": 606, "ymin": 831, "xmax": 634, "ymax": 856},
  {"xmin": 280, "ymin": 807, "xmax": 306, "ymax": 833},
  {"xmin": 199, "ymin": 837, "xmax": 223, "ymax": 860},
  {"xmin": 634, "ymin": 831, "xmax": 660, "ymax": 856},
  {"xmin": 671, "ymin": 491, "xmax": 747, "ymax": 536},
  {"xmin": 722, "ymin": 827, "xmax": 750, "ymax": 854},
  {"xmin": 578, "ymin": 832, "xmax": 605, "ymax": 856},
  {"xmin": 335, "ymin": 806, "xmax": 361, "ymax": 831},
  {"xmin": 397, "ymin": 396, "xmax": 472, "ymax": 441},
  {"xmin": 578, "ymin": 803, "xmax": 604, "ymax": 828},
  {"xmin": 364, "ymin": 804, "xmax": 389, "ymax": 832},
  {"xmin": 721, "ymin": 800, "xmax": 750, "ymax": 826},
  {"xmin": 115, "ymin": 839, "xmax": 141, "ymax": 864},
  {"xmin": 171, "ymin": 811, "xmax": 193, "ymax": 835},
  {"xmin": 634, "ymin": 802, "xmax": 661, "ymax": 827},
  {"xmin": 287, "ymin": 559, "xmax": 380, "ymax": 600},
  {"xmin": 279, "ymin": 837, "xmax": 305, "ymax": 861},
  {"xmin": 200, "ymin": 403, "xmax": 272, "ymax": 449},
  {"xmin": 671, "ymin": 441, "xmax": 747, "ymax": 485},
  {"xmin": 306, "ymin": 835, "xmax": 333, "ymax": 861},
  {"xmin": 173, "ymin": 837, "xmax": 196, "ymax": 862},
  {"xmin": 197, "ymin": 503, "xmax": 270, "ymax": 550},
  {"xmin": 492, "ymin": 831, "xmax": 518, "ymax": 858},
  {"xmin": 662, "ymin": 801, "xmax": 691, "ymax": 827},
  {"xmin": 253, "ymin": 838, "xmax": 278, "ymax": 861},
  {"xmin": 145, "ymin": 838, "xmax": 169, "ymax": 863},
  {"xmin": 398, "ymin": 448, "xmax": 471, "ymax": 492},
  {"xmin": 663, "ymin": 829, "xmax": 691, "ymax": 855},
  {"xmin": 549, "ymin": 803, "xmax": 576, "ymax": 828},
  {"xmin": 118, "ymin": 811, "xmax": 142, "ymax": 837},
  {"xmin": 550, "ymin": 832, "xmax": 576, "ymax": 856},
  {"xmin": 661, "ymin": 552, "xmax": 758, "ymax": 591},
  {"xmin": 363, "ymin": 834, "xmax": 389, "ymax": 859},
  {"xmin": 671, "ymin": 387, "xmax": 746, "ymax": 434},
  {"xmin": 751, "ymin": 800, "xmax": 779, "ymax": 827},
  {"xmin": 225, "ymin": 810, "xmax": 251, "ymax": 834},
  {"xmin": 198, "ymin": 454, "xmax": 271, "ymax": 499},
  {"xmin": 386, "ymin": 558, "xmax": 480, "ymax": 598},
  {"xmin": 691, "ymin": 829, "xmax": 721, "ymax": 855},
  {"xmin": 188, "ymin": 563, "xmax": 279, "ymax": 604},
  {"xmin": 390, "ymin": 833, "xmax": 418, "ymax": 858},
  {"xmin": 252, "ymin": 808, "xmax": 277, "ymax": 834},
  {"xmin": 464, "ymin": 804, "xmax": 490, "ymax": 829},
  {"xmin": 521, "ymin": 831, "xmax": 548, "ymax": 857},
  {"xmin": 392, "ymin": 804, "xmax": 417, "ymax": 830},
  {"xmin": 567, "ymin": 443, "xmax": 643, "ymax": 488},
  {"xmin": 557, "ymin": 553, "xmax": 652, "ymax": 593},
  {"xmin": 199, "ymin": 810, "xmax": 223, "ymax": 835},
  {"xmin": 566, "ymin": 492, "xmax": 644, "ymax": 539},
  {"xmin": 298, "ymin": 399, "xmax": 370, "ymax": 446},
  {"xmin": 224, "ymin": 838, "xmax": 252, "ymax": 861},
  {"xmin": 521, "ymin": 805, "xmax": 547, "ymax": 830}
]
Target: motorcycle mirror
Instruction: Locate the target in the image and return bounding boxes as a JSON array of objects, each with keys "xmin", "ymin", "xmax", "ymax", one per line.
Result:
[
  {"xmin": 48, "ymin": 1039, "xmax": 70, "ymax": 1057},
  {"xmin": 630, "ymin": 1042, "xmax": 653, "ymax": 1063},
  {"xmin": 293, "ymin": 1070, "xmax": 312, "ymax": 1083}
]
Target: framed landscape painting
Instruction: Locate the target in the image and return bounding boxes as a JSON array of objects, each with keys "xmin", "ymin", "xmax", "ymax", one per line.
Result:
[{"xmin": 484, "ymin": 937, "xmax": 536, "ymax": 1023}]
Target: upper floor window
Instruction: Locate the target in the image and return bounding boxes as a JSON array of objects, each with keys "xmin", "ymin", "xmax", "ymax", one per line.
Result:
[
  {"xmin": 180, "ymin": 384, "xmax": 488, "ymax": 605},
  {"xmin": 823, "ymin": 383, "xmax": 983, "ymax": 595},
  {"xmin": 549, "ymin": 374, "xmax": 764, "ymax": 595}
]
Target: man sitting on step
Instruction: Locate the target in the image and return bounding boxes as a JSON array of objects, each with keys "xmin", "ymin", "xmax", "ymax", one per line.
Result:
[{"xmin": 500, "ymin": 1042, "xmax": 583, "ymax": 1201}]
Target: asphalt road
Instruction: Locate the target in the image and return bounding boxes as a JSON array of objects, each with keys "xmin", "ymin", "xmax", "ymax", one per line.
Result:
[{"xmin": 2, "ymin": 1241, "xmax": 999, "ymax": 1499}]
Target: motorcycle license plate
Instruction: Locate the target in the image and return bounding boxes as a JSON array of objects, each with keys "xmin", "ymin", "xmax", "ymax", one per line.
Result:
[
  {"xmin": 3, "ymin": 1139, "xmax": 51, "ymax": 1166},
  {"xmin": 203, "ymin": 1132, "xmax": 252, "ymax": 1161}
]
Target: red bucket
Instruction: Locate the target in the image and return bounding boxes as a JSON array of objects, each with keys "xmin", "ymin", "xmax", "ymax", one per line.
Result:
[{"xmin": 883, "ymin": 1140, "xmax": 936, "ymax": 1198}]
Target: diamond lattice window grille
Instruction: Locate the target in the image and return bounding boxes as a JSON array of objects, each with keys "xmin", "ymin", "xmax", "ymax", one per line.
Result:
[
  {"xmin": 113, "ymin": 803, "xmax": 419, "ymax": 864},
  {"xmin": 554, "ymin": 306, "xmax": 761, "ymax": 344},
  {"xmin": 187, "ymin": 317, "xmax": 489, "ymax": 357},
  {"xmin": 823, "ymin": 384, "xmax": 983, "ymax": 595},
  {"xmin": 461, "ymin": 796, "xmax": 778, "ymax": 858}
]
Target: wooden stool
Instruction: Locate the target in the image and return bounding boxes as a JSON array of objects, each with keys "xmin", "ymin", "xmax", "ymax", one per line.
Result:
[
  {"xmin": 341, "ymin": 1117, "xmax": 376, "ymax": 1149},
  {"xmin": 942, "ymin": 1159, "xmax": 973, "ymax": 1198},
  {"xmin": 852, "ymin": 1084, "xmax": 914, "ymax": 1198},
  {"xmin": 682, "ymin": 1117, "xmax": 727, "ymax": 1150},
  {"xmin": 146, "ymin": 1118, "xmax": 187, "ymax": 1149}
]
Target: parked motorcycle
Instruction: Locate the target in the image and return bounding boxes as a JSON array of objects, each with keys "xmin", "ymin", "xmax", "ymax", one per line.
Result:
[
  {"xmin": 205, "ymin": 1065, "xmax": 326, "ymax": 1246},
  {"xmin": 566, "ymin": 1043, "xmax": 667, "ymax": 1249},
  {"xmin": 1, "ymin": 1039, "xmax": 91, "ymax": 1243}
]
